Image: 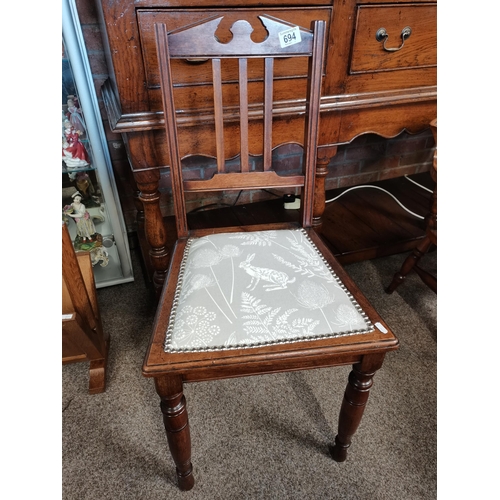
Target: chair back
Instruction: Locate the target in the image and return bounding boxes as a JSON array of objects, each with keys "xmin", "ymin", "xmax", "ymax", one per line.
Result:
[{"xmin": 155, "ymin": 15, "xmax": 326, "ymax": 237}]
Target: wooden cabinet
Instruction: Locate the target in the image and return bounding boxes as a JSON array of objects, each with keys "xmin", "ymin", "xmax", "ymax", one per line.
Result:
[{"xmin": 95, "ymin": 0, "xmax": 437, "ymax": 291}]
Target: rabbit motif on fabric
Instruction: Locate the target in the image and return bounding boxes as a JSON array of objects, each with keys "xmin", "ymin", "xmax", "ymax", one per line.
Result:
[{"xmin": 239, "ymin": 253, "xmax": 296, "ymax": 291}]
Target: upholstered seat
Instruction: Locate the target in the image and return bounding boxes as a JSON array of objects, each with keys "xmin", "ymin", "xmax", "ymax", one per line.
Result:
[{"xmin": 167, "ymin": 229, "xmax": 373, "ymax": 351}]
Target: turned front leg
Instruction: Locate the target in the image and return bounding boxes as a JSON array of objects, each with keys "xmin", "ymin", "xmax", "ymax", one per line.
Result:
[
  {"xmin": 330, "ymin": 355, "xmax": 385, "ymax": 462},
  {"xmin": 154, "ymin": 376, "xmax": 194, "ymax": 491}
]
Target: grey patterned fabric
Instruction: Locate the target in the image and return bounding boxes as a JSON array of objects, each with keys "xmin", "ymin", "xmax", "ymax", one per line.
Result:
[{"xmin": 165, "ymin": 229, "xmax": 374, "ymax": 352}]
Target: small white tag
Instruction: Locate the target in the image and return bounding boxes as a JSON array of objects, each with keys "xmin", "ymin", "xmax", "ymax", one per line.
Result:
[
  {"xmin": 375, "ymin": 322, "xmax": 388, "ymax": 334},
  {"xmin": 279, "ymin": 26, "xmax": 301, "ymax": 48},
  {"xmin": 62, "ymin": 314, "xmax": 73, "ymax": 320}
]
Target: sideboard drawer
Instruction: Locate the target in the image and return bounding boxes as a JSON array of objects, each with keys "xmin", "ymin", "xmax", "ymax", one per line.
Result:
[{"xmin": 350, "ymin": 3, "xmax": 436, "ymax": 74}]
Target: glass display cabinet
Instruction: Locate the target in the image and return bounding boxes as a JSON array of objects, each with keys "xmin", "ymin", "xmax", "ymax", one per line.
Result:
[{"xmin": 62, "ymin": 0, "xmax": 133, "ymax": 287}]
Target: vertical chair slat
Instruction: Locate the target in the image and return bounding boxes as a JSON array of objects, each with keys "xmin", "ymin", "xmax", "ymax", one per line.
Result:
[
  {"xmin": 212, "ymin": 58, "xmax": 226, "ymax": 173},
  {"xmin": 239, "ymin": 58, "xmax": 249, "ymax": 172},
  {"xmin": 263, "ymin": 57, "xmax": 274, "ymax": 171}
]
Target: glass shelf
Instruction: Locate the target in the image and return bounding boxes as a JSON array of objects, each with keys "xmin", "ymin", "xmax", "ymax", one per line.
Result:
[{"xmin": 62, "ymin": 165, "xmax": 96, "ymax": 174}]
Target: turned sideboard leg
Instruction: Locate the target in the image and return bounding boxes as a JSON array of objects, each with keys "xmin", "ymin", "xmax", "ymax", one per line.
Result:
[
  {"xmin": 127, "ymin": 131, "xmax": 170, "ymax": 296},
  {"xmin": 130, "ymin": 173, "xmax": 145, "ymax": 227},
  {"xmin": 330, "ymin": 354, "xmax": 385, "ymax": 462},
  {"xmin": 154, "ymin": 375, "xmax": 194, "ymax": 491},
  {"xmin": 313, "ymin": 146, "xmax": 337, "ymax": 230},
  {"xmin": 133, "ymin": 169, "xmax": 170, "ymax": 296}
]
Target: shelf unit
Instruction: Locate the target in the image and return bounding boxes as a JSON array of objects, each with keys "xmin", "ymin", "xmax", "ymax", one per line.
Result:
[{"xmin": 62, "ymin": 0, "xmax": 133, "ymax": 287}]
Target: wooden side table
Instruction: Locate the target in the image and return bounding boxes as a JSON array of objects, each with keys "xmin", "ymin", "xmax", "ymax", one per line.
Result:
[
  {"xmin": 386, "ymin": 118, "xmax": 437, "ymax": 294},
  {"xmin": 62, "ymin": 222, "xmax": 110, "ymax": 394}
]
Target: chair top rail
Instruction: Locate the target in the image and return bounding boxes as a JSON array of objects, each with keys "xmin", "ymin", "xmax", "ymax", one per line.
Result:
[{"xmin": 165, "ymin": 15, "xmax": 315, "ymax": 59}]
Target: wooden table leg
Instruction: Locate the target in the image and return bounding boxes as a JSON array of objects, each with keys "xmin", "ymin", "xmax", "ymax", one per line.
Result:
[
  {"xmin": 330, "ymin": 353, "xmax": 386, "ymax": 462},
  {"xmin": 154, "ymin": 375, "xmax": 194, "ymax": 491},
  {"xmin": 88, "ymin": 334, "xmax": 109, "ymax": 394},
  {"xmin": 386, "ymin": 235, "xmax": 433, "ymax": 293}
]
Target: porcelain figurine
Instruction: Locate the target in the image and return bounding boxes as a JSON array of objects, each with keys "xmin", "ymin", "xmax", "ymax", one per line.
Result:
[
  {"xmin": 65, "ymin": 96, "xmax": 86, "ymax": 136},
  {"xmin": 63, "ymin": 192, "xmax": 97, "ymax": 244},
  {"xmin": 62, "ymin": 120, "xmax": 90, "ymax": 169}
]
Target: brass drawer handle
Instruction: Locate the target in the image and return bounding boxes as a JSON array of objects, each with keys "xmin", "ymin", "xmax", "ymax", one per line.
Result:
[{"xmin": 375, "ymin": 26, "xmax": 412, "ymax": 52}]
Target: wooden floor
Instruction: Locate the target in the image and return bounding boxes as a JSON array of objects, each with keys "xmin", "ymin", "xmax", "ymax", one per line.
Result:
[{"xmin": 137, "ymin": 172, "xmax": 434, "ymax": 283}]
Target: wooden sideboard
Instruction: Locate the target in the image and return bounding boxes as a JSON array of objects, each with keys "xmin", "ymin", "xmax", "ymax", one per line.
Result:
[{"xmin": 95, "ymin": 0, "xmax": 437, "ymax": 292}]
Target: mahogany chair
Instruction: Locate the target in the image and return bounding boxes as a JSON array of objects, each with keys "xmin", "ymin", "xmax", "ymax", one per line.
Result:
[
  {"xmin": 143, "ymin": 15, "xmax": 399, "ymax": 491},
  {"xmin": 62, "ymin": 222, "xmax": 109, "ymax": 394},
  {"xmin": 386, "ymin": 119, "xmax": 437, "ymax": 294}
]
